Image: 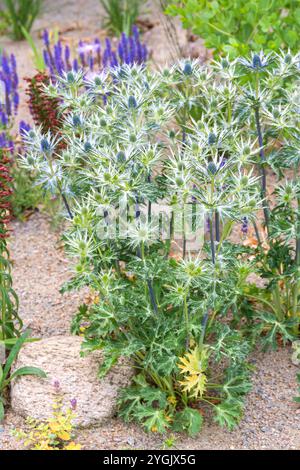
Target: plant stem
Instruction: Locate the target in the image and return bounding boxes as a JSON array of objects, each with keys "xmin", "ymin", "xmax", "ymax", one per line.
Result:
[
  {"xmin": 209, "ymin": 215, "xmax": 215, "ymax": 264},
  {"xmin": 182, "ymin": 200, "xmax": 186, "ymax": 259},
  {"xmin": 215, "ymin": 210, "xmax": 220, "ymax": 242},
  {"xmin": 136, "ymin": 245, "xmax": 158, "ymax": 315},
  {"xmin": 201, "ymin": 215, "xmax": 216, "ymax": 345},
  {"xmin": 61, "ymin": 192, "xmax": 73, "ymax": 219},
  {"xmin": 147, "ymin": 173, "xmax": 152, "ymax": 223},
  {"xmin": 183, "ymin": 292, "xmax": 189, "ymax": 349},
  {"xmin": 253, "ymin": 220, "xmax": 261, "ymax": 245}
]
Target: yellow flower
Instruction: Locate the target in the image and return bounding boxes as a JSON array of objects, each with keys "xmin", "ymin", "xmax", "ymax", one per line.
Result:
[
  {"xmin": 79, "ymin": 326, "xmax": 86, "ymax": 333},
  {"xmin": 167, "ymin": 395, "xmax": 177, "ymax": 405},
  {"xmin": 151, "ymin": 426, "xmax": 158, "ymax": 433},
  {"xmin": 165, "ymin": 415, "xmax": 173, "ymax": 423},
  {"xmin": 12, "ymin": 396, "xmax": 81, "ymax": 451},
  {"xmin": 34, "ymin": 440, "xmax": 52, "ymax": 451},
  {"xmin": 49, "ymin": 422, "xmax": 60, "ymax": 433}
]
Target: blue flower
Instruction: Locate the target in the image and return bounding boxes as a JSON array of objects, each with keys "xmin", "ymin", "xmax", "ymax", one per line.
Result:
[{"xmin": 40, "ymin": 138, "xmax": 51, "ymax": 152}]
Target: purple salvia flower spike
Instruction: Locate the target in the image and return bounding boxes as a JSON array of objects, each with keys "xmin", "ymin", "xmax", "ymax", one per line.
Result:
[
  {"xmin": 110, "ymin": 51, "xmax": 118, "ymax": 68},
  {"xmin": 72, "ymin": 58, "xmax": 79, "ymax": 71}
]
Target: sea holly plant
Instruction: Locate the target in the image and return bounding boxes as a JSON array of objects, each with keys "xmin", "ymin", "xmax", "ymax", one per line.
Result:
[
  {"xmin": 21, "ymin": 52, "xmax": 300, "ymax": 432},
  {"xmin": 160, "ymin": 52, "xmax": 300, "ymax": 349},
  {"xmin": 21, "ymin": 60, "xmax": 262, "ymax": 435}
]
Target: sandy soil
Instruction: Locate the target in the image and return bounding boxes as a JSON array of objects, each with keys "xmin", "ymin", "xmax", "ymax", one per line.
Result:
[{"xmin": 0, "ymin": 0, "xmax": 299, "ymax": 451}]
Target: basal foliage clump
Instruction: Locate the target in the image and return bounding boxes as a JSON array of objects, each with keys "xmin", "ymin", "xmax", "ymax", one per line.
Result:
[{"xmin": 22, "ymin": 52, "xmax": 300, "ymax": 434}]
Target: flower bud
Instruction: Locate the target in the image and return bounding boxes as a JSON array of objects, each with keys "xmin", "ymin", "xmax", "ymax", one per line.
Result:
[
  {"xmin": 208, "ymin": 133, "xmax": 217, "ymax": 145},
  {"xmin": 40, "ymin": 138, "xmax": 51, "ymax": 152},
  {"xmin": 207, "ymin": 162, "xmax": 217, "ymax": 175},
  {"xmin": 252, "ymin": 54, "xmax": 262, "ymax": 69},
  {"xmin": 128, "ymin": 95, "xmax": 137, "ymax": 109},
  {"xmin": 67, "ymin": 71, "xmax": 75, "ymax": 83},
  {"xmin": 116, "ymin": 151, "xmax": 126, "ymax": 163},
  {"xmin": 183, "ymin": 62, "xmax": 192, "ymax": 76},
  {"xmin": 84, "ymin": 141, "xmax": 92, "ymax": 152}
]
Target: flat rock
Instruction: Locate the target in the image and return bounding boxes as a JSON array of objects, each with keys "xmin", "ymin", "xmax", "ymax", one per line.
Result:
[{"xmin": 10, "ymin": 335, "xmax": 133, "ymax": 428}]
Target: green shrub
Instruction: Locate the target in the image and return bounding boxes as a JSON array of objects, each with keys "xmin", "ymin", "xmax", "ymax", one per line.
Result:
[{"xmin": 166, "ymin": 0, "xmax": 300, "ymax": 57}]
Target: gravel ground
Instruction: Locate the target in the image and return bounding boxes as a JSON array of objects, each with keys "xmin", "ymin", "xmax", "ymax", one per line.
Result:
[{"xmin": 0, "ymin": 212, "xmax": 299, "ymax": 450}]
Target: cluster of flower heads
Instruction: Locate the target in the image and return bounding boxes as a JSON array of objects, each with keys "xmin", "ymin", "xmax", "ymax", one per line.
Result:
[
  {"xmin": 20, "ymin": 59, "xmax": 263, "ymax": 242},
  {"xmin": 0, "ymin": 53, "xmax": 19, "ymax": 128},
  {"xmin": 42, "ymin": 26, "xmax": 147, "ymax": 79},
  {"xmin": 21, "ymin": 50, "xmax": 300, "ymax": 244}
]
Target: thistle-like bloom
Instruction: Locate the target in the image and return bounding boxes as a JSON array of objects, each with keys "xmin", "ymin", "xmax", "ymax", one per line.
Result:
[
  {"xmin": 169, "ymin": 59, "xmax": 204, "ymax": 84},
  {"xmin": 127, "ymin": 220, "xmax": 159, "ymax": 248}
]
